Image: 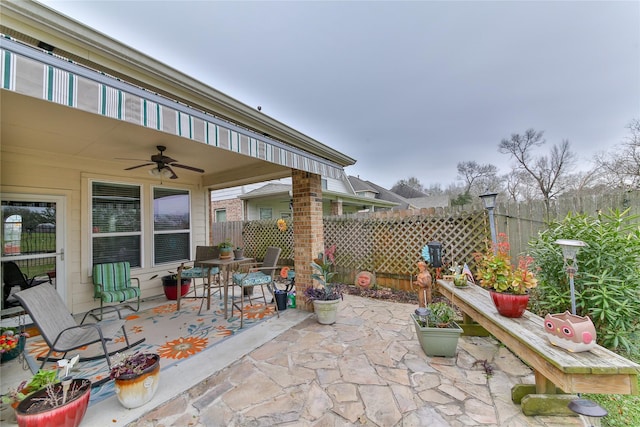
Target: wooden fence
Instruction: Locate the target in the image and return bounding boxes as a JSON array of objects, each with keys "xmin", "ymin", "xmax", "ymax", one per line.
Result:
[{"xmin": 211, "ymin": 190, "xmax": 639, "ymax": 291}]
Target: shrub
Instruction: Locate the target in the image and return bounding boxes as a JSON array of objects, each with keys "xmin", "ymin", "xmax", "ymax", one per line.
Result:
[{"xmin": 529, "ymin": 208, "xmax": 640, "ymax": 351}]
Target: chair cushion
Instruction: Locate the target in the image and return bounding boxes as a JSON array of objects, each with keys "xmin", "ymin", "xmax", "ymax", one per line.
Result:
[
  {"xmin": 98, "ymin": 287, "xmax": 141, "ymax": 303},
  {"xmin": 181, "ymin": 267, "xmax": 219, "ymax": 278},
  {"xmin": 93, "ymin": 262, "xmax": 133, "ymax": 297},
  {"xmin": 232, "ymin": 271, "xmax": 272, "ymax": 286}
]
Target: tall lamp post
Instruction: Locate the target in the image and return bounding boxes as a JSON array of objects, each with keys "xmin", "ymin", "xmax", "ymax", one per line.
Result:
[
  {"xmin": 479, "ymin": 192, "xmax": 498, "ymax": 254},
  {"xmin": 554, "ymin": 239, "xmax": 587, "ymax": 315}
]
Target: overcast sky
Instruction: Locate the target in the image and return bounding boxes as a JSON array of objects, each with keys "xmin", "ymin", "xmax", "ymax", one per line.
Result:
[{"xmin": 41, "ymin": 0, "xmax": 640, "ymax": 189}]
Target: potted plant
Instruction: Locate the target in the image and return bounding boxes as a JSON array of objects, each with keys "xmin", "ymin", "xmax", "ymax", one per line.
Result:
[
  {"xmin": 218, "ymin": 239, "xmax": 234, "ymax": 259},
  {"xmin": 161, "ymin": 272, "xmax": 191, "ymax": 300},
  {"xmin": 110, "ymin": 352, "xmax": 160, "ymax": 409},
  {"xmin": 411, "ymin": 302, "xmax": 463, "ymax": 357},
  {"xmin": 233, "ymin": 246, "xmax": 244, "ymax": 260},
  {"xmin": 303, "ymin": 245, "xmax": 343, "ymax": 325},
  {"xmin": 473, "ymin": 233, "xmax": 538, "ymax": 318},
  {"xmin": 9, "ymin": 369, "xmax": 90, "ymax": 427}
]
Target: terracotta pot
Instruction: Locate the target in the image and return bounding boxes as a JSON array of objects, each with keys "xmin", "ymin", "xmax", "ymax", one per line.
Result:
[
  {"xmin": 15, "ymin": 378, "xmax": 91, "ymax": 427},
  {"xmin": 114, "ymin": 353, "xmax": 160, "ymax": 409},
  {"xmin": 219, "ymin": 247, "xmax": 233, "ymax": 259},
  {"xmin": 489, "ymin": 290, "xmax": 529, "ymax": 318}
]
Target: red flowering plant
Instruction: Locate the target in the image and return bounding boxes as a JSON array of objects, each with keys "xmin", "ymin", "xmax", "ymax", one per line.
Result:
[{"xmin": 473, "ymin": 233, "xmax": 538, "ymax": 295}]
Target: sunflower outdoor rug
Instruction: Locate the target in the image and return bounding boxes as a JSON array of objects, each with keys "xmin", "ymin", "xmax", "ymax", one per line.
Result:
[{"xmin": 23, "ymin": 297, "xmax": 277, "ymax": 405}]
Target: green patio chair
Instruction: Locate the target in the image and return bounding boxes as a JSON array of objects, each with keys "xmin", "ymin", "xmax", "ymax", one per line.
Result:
[{"xmin": 92, "ymin": 261, "xmax": 141, "ymax": 320}]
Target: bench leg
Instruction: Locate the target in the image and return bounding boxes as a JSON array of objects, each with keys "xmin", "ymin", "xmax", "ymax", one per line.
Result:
[{"xmin": 458, "ymin": 313, "xmax": 490, "ymax": 336}]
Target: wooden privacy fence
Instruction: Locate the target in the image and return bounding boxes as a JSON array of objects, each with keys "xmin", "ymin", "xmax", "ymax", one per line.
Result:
[{"xmin": 210, "ymin": 190, "xmax": 639, "ymax": 292}]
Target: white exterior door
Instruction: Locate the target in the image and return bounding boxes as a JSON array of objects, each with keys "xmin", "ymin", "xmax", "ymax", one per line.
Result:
[{"xmin": 1, "ymin": 194, "xmax": 66, "ymax": 306}]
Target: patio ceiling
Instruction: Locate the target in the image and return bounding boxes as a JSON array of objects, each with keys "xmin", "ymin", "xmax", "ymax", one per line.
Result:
[{"xmin": 1, "ymin": 89, "xmax": 293, "ymax": 189}]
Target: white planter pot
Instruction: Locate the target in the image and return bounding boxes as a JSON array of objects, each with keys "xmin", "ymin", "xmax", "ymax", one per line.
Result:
[
  {"xmin": 114, "ymin": 354, "xmax": 160, "ymax": 409},
  {"xmin": 312, "ymin": 299, "xmax": 340, "ymax": 325}
]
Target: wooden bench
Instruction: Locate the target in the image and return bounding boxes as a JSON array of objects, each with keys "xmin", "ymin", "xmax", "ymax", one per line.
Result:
[{"xmin": 436, "ymin": 279, "xmax": 640, "ymax": 415}]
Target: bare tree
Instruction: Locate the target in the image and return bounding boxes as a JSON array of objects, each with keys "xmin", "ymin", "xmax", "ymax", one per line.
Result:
[
  {"xmin": 391, "ymin": 177, "xmax": 427, "ymax": 198},
  {"xmin": 592, "ymin": 119, "xmax": 640, "ymax": 190},
  {"xmin": 456, "ymin": 161, "xmax": 498, "ymax": 195},
  {"xmin": 498, "ymin": 128, "xmax": 575, "ymax": 219},
  {"xmin": 503, "ymin": 168, "xmax": 536, "ymax": 202}
]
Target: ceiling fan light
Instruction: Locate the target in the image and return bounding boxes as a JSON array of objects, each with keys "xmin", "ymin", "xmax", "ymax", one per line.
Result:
[
  {"xmin": 149, "ymin": 168, "xmax": 161, "ymax": 177},
  {"xmin": 160, "ymin": 168, "xmax": 172, "ymax": 178}
]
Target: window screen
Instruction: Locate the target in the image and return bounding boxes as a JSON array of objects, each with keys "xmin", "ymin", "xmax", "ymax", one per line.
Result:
[
  {"xmin": 153, "ymin": 187, "xmax": 190, "ymax": 265},
  {"xmin": 92, "ymin": 182, "xmax": 141, "ymax": 267}
]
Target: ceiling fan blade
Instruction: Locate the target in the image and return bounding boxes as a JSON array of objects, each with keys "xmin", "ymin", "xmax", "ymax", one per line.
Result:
[
  {"xmin": 165, "ymin": 165, "xmax": 179, "ymax": 179},
  {"xmin": 125, "ymin": 163, "xmax": 154, "ymax": 170},
  {"xmin": 171, "ymin": 163, "xmax": 205, "ymax": 173}
]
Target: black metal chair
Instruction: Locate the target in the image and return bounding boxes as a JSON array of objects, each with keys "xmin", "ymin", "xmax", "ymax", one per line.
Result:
[{"xmin": 2, "ymin": 261, "xmax": 48, "ymax": 308}]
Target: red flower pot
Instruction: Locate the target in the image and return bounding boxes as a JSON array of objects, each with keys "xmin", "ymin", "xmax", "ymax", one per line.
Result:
[
  {"xmin": 15, "ymin": 378, "xmax": 91, "ymax": 427},
  {"xmin": 489, "ymin": 290, "xmax": 529, "ymax": 318},
  {"xmin": 161, "ymin": 276, "xmax": 191, "ymax": 300}
]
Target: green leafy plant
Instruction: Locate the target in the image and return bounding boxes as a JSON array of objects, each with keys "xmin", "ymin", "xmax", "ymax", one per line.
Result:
[
  {"xmin": 218, "ymin": 239, "xmax": 233, "ymax": 249},
  {"xmin": 427, "ymin": 302, "xmax": 456, "ymax": 327},
  {"xmin": 529, "ymin": 208, "xmax": 640, "ymax": 352},
  {"xmin": 1, "ymin": 369, "xmax": 58, "ymax": 406},
  {"xmin": 473, "ymin": 233, "xmax": 538, "ymax": 295},
  {"xmin": 305, "ymin": 245, "xmax": 343, "ymax": 301}
]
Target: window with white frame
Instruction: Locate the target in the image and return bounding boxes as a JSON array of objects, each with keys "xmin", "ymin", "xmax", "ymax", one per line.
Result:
[
  {"xmin": 91, "ymin": 182, "xmax": 142, "ymax": 267},
  {"xmin": 259, "ymin": 207, "xmax": 273, "ymax": 220},
  {"xmin": 215, "ymin": 209, "xmax": 226, "ymax": 222},
  {"xmin": 153, "ymin": 187, "xmax": 191, "ymax": 265}
]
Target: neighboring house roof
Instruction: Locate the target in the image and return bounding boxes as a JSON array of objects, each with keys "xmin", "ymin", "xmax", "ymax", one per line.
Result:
[
  {"xmin": 238, "ymin": 183, "xmax": 291, "ymax": 200},
  {"xmin": 348, "ymin": 176, "xmax": 415, "ymax": 211},
  {"xmin": 238, "ymin": 182, "xmax": 397, "ymax": 210},
  {"xmin": 407, "ymin": 195, "xmax": 450, "ymax": 209},
  {"xmin": 391, "ymin": 182, "xmax": 429, "ymax": 199}
]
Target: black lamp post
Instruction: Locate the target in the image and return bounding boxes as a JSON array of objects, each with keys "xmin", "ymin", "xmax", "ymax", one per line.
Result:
[
  {"xmin": 554, "ymin": 239, "xmax": 587, "ymax": 315},
  {"xmin": 479, "ymin": 192, "xmax": 498, "ymax": 254}
]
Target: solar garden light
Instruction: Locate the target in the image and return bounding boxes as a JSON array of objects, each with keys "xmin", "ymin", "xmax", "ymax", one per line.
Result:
[
  {"xmin": 554, "ymin": 239, "xmax": 587, "ymax": 315},
  {"xmin": 479, "ymin": 191, "xmax": 498, "ymax": 254},
  {"xmin": 568, "ymin": 398, "xmax": 607, "ymax": 426},
  {"xmin": 414, "ymin": 307, "xmax": 430, "ymax": 327}
]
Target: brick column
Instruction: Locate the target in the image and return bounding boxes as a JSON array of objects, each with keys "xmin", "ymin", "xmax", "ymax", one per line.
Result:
[
  {"xmin": 330, "ymin": 199, "xmax": 343, "ymax": 216},
  {"xmin": 292, "ymin": 169, "xmax": 323, "ymax": 312}
]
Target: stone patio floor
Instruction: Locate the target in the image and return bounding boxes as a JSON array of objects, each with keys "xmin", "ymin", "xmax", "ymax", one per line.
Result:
[{"xmin": 125, "ymin": 294, "xmax": 584, "ymax": 427}]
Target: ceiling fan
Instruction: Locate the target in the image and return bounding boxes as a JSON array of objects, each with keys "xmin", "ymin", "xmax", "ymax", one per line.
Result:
[{"xmin": 121, "ymin": 145, "xmax": 204, "ymax": 180}]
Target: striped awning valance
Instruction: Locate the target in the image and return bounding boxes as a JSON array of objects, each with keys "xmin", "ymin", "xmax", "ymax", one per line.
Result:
[{"xmin": 0, "ymin": 37, "xmax": 344, "ymax": 179}]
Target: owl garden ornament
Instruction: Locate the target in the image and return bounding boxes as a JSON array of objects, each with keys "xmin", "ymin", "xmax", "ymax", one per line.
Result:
[{"xmin": 543, "ymin": 311, "xmax": 597, "ymax": 353}]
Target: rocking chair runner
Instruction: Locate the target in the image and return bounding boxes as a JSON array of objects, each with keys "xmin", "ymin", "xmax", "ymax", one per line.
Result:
[{"xmin": 14, "ymin": 283, "xmax": 144, "ymax": 370}]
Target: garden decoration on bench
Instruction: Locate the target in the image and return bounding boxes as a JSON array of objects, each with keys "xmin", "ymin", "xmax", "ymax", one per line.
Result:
[{"xmin": 473, "ymin": 233, "xmax": 537, "ymax": 318}]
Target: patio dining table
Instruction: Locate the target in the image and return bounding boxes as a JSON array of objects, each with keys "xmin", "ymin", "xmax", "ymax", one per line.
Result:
[{"xmin": 199, "ymin": 257, "xmax": 252, "ymax": 318}]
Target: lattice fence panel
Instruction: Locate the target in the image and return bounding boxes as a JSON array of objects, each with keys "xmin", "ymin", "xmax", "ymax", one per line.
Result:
[
  {"xmin": 241, "ymin": 219, "xmax": 294, "ymax": 263},
  {"xmin": 324, "ymin": 210, "xmax": 488, "ymax": 284}
]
